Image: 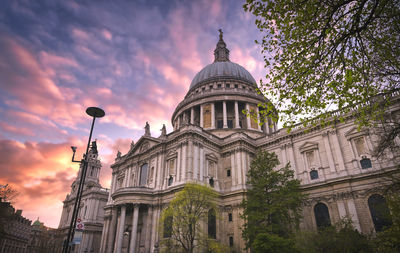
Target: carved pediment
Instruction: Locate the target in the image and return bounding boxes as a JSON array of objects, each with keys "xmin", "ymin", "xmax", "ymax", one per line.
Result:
[
  {"xmin": 205, "ymin": 153, "xmax": 218, "ymax": 162},
  {"xmin": 166, "ymin": 150, "xmax": 178, "ymax": 159},
  {"xmin": 130, "ymin": 136, "xmax": 161, "ymax": 155},
  {"xmin": 299, "ymin": 141, "xmax": 319, "ymax": 153},
  {"xmin": 344, "ymin": 126, "xmax": 369, "ymax": 140}
]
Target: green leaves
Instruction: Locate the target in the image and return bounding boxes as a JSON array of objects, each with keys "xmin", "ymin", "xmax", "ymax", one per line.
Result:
[
  {"xmin": 241, "ymin": 150, "xmax": 305, "ymax": 251},
  {"xmin": 244, "ymin": 0, "xmax": 400, "ymax": 130}
]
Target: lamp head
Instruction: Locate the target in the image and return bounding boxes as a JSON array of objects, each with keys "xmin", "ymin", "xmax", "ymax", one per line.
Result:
[{"xmin": 71, "ymin": 146, "xmax": 77, "ymax": 153}]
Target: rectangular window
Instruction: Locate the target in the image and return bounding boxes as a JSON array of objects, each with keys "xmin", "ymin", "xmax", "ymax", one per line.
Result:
[
  {"xmin": 217, "ymin": 120, "xmax": 223, "ymax": 129},
  {"xmin": 139, "ymin": 163, "xmax": 148, "ymax": 186},
  {"xmin": 226, "ymin": 169, "xmax": 231, "ymax": 177},
  {"xmin": 217, "ymin": 84, "xmax": 222, "ymax": 88},
  {"xmin": 360, "ymin": 157, "xmax": 372, "ymax": 169},
  {"xmin": 227, "ymin": 120, "xmax": 233, "ymax": 129},
  {"xmin": 226, "ymin": 83, "xmax": 230, "ymax": 88},
  {"xmin": 310, "ymin": 170, "xmax": 319, "ymax": 180},
  {"xmin": 234, "ymin": 84, "xmax": 238, "ymax": 88},
  {"xmin": 229, "ymin": 236, "xmax": 233, "ymax": 247},
  {"xmin": 228, "ymin": 213, "xmax": 232, "ymax": 222}
]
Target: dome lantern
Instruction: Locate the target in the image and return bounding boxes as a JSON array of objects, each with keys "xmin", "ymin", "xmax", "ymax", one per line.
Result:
[{"xmin": 214, "ymin": 29, "xmax": 230, "ymax": 62}]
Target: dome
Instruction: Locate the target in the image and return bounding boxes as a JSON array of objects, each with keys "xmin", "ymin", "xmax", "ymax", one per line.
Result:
[
  {"xmin": 189, "ymin": 61, "xmax": 256, "ymax": 89},
  {"xmin": 33, "ymin": 218, "xmax": 42, "ymax": 226},
  {"xmin": 189, "ymin": 29, "xmax": 257, "ymax": 90}
]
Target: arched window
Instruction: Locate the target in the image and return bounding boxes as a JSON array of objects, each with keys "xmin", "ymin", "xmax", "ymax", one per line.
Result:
[
  {"xmin": 208, "ymin": 209, "xmax": 216, "ymax": 239},
  {"xmin": 368, "ymin": 194, "xmax": 392, "ymax": 232},
  {"xmin": 139, "ymin": 163, "xmax": 148, "ymax": 186},
  {"xmin": 314, "ymin": 203, "xmax": 331, "ymax": 229},
  {"xmin": 163, "ymin": 215, "xmax": 172, "ymax": 238}
]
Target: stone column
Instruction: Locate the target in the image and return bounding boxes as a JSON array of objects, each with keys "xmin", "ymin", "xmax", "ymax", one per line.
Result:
[
  {"xmin": 107, "ymin": 208, "xmax": 118, "ymax": 253},
  {"xmin": 240, "ymin": 151, "xmax": 246, "ymax": 185},
  {"xmin": 200, "ymin": 105, "xmax": 204, "ymax": 128},
  {"xmin": 190, "ymin": 107, "xmax": 194, "ymax": 124},
  {"xmin": 144, "ymin": 206, "xmax": 153, "ymax": 252},
  {"xmin": 287, "ymin": 144, "xmax": 298, "ymax": 179},
  {"xmin": 176, "ymin": 145, "xmax": 181, "ymax": 184},
  {"xmin": 126, "ymin": 167, "xmax": 132, "ymax": 187},
  {"xmin": 150, "ymin": 206, "xmax": 158, "ymax": 252},
  {"xmin": 187, "ymin": 140, "xmax": 193, "ymax": 180},
  {"xmin": 223, "ymin": 101, "xmax": 228, "ymax": 128},
  {"xmin": 230, "ymin": 151, "xmax": 236, "ymax": 186},
  {"xmin": 129, "ymin": 204, "xmax": 139, "ymax": 253},
  {"xmin": 347, "ymin": 199, "xmax": 361, "ymax": 231},
  {"xmin": 200, "ymin": 145, "xmax": 204, "ymax": 181},
  {"xmin": 234, "ymin": 101, "xmax": 240, "ymax": 128},
  {"xmin": 211, "ymin": 103, "xmax": 215, "ymax": 129},
  {"xmin": 177, "ymin": 116, "xmax": 181, "ymax": 128},
  {"xmin": 100, "ymin": 217, "xmax": 110, "ymax": 253},
  {"xmin": 246, "ymin": 103, "xmax": 251, "ymax": 129},
  {"xmin": 122, "ymin": 169, "xmax": 127, "ymax": 187},
  {"xmin": 256, "ymin": 107, "xmax": 261, "ymax": 131},
  {"xmin": 322, "ymin": 132, "xmax": 336, "ymax": 173},
  {"xmin": 330, "ymin": 130, "xmax": 346, "ymax": 171},
  {"xmin": 193, "ymin": 143, "xmax": 199, "ymax": 181},
  {"xmin": 116, "ymin": 205, "xmax": 126, "ymax": 253},
  {"xmin": 181, "ymin": 143, "xmax": 187, "ymax": 182}
]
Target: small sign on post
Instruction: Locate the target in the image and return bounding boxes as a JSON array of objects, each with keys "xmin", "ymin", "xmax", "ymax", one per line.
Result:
[
  {"xmin": 72, "ymin": 230, "xmax": 83, "ymax": 245},
  {"xmin": 76, "ymin": 218, "xmax": 85, "ymax": 231}
]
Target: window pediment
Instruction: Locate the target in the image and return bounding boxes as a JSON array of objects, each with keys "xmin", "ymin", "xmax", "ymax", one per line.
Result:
[
  {"xmin": 299, "ymin": 141, "xmax": 319, "ymax": 153},
  {"xmin": 345, "ymin": 127, "xmax": 369, "ymax": 140},
  {"xmin": 205, "ymin": 153, "xmax": 218, "ymax": 162},
  {"xmin": 166, "ymin": 150, "xmax": 178, "ymax": 160}
]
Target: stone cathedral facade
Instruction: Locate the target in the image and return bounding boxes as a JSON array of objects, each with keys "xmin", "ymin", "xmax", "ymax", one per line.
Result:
[{"xmin": 99, "ymin": 33, "xmax": 399, "ymax": 253}]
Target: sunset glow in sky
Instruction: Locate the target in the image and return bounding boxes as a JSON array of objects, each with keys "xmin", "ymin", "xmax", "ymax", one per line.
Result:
[{"xmin": 0, "ymin": 0, "xmax": 267, "ymax": 228}]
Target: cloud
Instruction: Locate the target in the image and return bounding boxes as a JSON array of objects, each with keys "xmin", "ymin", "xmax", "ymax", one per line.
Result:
[{"xmin": 0, "ymin": 138, "xmax": 80, "ymax": 227}]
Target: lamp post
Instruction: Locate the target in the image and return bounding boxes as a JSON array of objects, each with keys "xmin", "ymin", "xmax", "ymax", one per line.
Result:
[{"xmin": 62, "ymin": 107, "xmax": 105, "ymax": 253}]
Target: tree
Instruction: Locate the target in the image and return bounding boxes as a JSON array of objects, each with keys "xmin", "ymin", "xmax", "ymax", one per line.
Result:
[
  {"xmin": 295, "ymin": 218, "xmax": 373, "ymax": 253},
  {"xmin": 160, "ymin": 183, "xmax": 220, "ymax": 253},
  {"xmin": 244, "ymin": 0, "xmax": 400, "ymax": 129},
  {"xmin": 0, "ymin": 184, "xmax": 19, "ymax": 203},
  {"xmin": 241, "ymin": 150, "xmax": 305, "ymax": 252}
]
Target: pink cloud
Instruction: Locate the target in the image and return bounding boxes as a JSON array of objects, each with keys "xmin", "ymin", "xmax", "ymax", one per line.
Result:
[
  {"xmin": 72, "ymin": 28, "xmax": 90, "ymax": 42},
  {"xmin": 0, "ymin": 138, "xmax": 83, "ymax": 227},
  {"xmin": 0, "ymin": 36, "xmax": 88, "ymax": 128},
  {"xmin": 0, "ymin": 122, "xmax": 34, "ymax": 136},
  {"xmin": 101, "ymin": 29, "xmax": 113, "ymax": 40},
  {"xmin": 38, "ymin": 51, "xmax": 78, "ymax": 68}
]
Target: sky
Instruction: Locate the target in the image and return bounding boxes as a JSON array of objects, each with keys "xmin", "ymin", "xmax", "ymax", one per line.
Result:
[{"xmin": 0, "ymin": 0, "xmax": 267, "ymax": 228}]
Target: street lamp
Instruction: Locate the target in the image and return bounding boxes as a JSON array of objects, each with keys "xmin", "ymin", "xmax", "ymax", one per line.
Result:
[{"xmin": 63, "ymin": 107, "xmax": 105, "ymax": 253}]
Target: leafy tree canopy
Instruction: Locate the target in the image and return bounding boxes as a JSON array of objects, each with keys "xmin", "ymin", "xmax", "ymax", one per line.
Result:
[
  {"xmin": 160, "ymin": 183, "xmax": 219, "ymax": 253},
  {"xmin": 244, "ymin": 0, "xmax": 400, "ymax": 129},
  {"xmin": 241, "ymin": 150, "xmax": 305, "ymax": 252}
]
